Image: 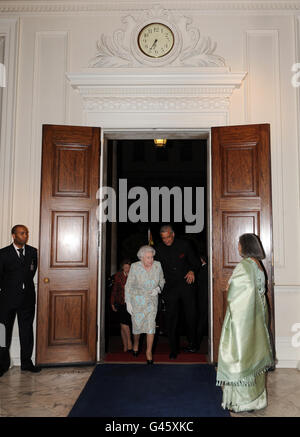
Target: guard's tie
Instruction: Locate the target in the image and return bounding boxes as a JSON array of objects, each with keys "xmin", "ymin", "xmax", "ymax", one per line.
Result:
[{"xmin": 17, "ymin": 248, "xmax": 25, "ymax": 263}]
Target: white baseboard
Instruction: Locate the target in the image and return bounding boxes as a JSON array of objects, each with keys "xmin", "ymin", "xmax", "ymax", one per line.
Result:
[
  {"xmin": 276, "ymin": 360, "xmax": 300, "ymax": 368},
  {"xmin": 10, "ymin": 337, "xmax": 36, "ymax": 367},
  {"xmin": 275, "ymin": 285, "xmax": 300, "ymax": 294},
  {"xmin": 10, "ymin": 335, "xmax": 20, "ymax": 367},
  {"xmin": 275, "ymin": 336, "xmax": 300, "ymax": 369},
  {"xmin": 9, "ymin": 318, "xmax": 37, "ymax": 367}
]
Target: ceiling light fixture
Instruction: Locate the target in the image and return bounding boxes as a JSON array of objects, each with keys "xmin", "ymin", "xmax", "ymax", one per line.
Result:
[{"xmin": 154, "ymin": 138, "xmax": 167, "ymax": 147}]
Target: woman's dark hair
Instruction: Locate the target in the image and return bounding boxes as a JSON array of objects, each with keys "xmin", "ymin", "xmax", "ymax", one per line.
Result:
[
  {"xmin": 239, "ymin": 233, "xmax": 265, "ymax": 260},
  {"xmin": 120, "ymin": 259, "xmax": 131, "ymax": 269}
]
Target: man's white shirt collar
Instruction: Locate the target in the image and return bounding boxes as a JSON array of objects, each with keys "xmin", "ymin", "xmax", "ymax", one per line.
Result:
[{"xmin": 13, "ymin": 243, "xmax": 25, "ymax": 257}]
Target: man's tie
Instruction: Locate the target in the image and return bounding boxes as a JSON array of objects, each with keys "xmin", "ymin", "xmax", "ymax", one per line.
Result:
[{"xmin": 17, "ymin": 248, "xmax": 25, "ymax": 263}]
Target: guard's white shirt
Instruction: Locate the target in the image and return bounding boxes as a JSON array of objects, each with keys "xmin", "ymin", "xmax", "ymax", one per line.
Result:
[{"xmin": 13, "ymin": 243, "xmax": 25, "ymax": 289}]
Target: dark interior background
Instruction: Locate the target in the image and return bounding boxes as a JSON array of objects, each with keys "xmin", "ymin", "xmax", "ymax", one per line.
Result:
[
  {"xmin": 116, "ymin": 138, "xmax": 207, "ymax": 261},
  {"xmin": 105, "ymin": 138, "xmax": 208, "ymax": 349}
]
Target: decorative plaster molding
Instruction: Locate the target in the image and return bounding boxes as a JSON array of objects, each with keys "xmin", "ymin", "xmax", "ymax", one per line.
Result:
[
  {"xmin": 275, "ymin": 336, "xmax": 300, "ymax": 369},
  {"xmin": 79, "ymin": 86, "xmax": 238, "ymax": 96},
  {"xmin": 244, "ymin": 29, "xmax": 286, "ymax": 269},
  {"xmin": 67, "ymin": 69, "xmax": 245, "ymax": 86},
  {"xmin": 66, "ymin": 69, "xmax": 247, "ymax": 113},
  {"xmin": 83, "ymin": 96, "xmax": 230, "ymax": 112},
  {"xmin": 295, "ymin": 15, "xmax": 300, "ymax": 207},
  {"xmin": 89, "ymin": 5, "xmax": 226, "ymax": 68},
  {"xmin": 0, "ymin": 1, "xmax": 300, "ymax": 14},
  {"xmin": 29, "ymin": 31, "xmax": 70, "ymax": 241},
  {"xmin": 0, "ymin": 18, "xmax": 18, "ymax": 247},
  {"xmin": 275, "ymin": 285, "xmax": 300, "ymax": 293}
]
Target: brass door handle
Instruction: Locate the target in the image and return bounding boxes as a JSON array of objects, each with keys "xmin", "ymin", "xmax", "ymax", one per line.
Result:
[{"xmin": 44, "ymin": 277, "xmax": 50, "ymax": 283}]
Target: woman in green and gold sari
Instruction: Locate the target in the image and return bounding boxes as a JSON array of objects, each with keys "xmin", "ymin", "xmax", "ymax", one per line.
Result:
[{"xmin": 216, "ymin": 233, "xmax": 274, "ymax": 413}]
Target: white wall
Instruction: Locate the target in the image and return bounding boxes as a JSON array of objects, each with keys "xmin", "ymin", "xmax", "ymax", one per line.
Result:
[{"xmin": 0, "ymin": 0, "xmax": 299, "ymax": 367}]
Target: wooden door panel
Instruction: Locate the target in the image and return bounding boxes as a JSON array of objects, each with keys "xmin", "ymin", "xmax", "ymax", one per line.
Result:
[
  {"xmin": 222, "ymin": 143, "xmax": 258, "ymax": 196},
  {"xmin": 51, "ymin": 211, "xmax": 89, "ymax": 267},
  {"xmin": 53, "ymin": 144, "xmax": 91, "ymax": 197},
  {"xmin": 36, "ymin": 124, "xmax": 100, "ymax": 365},
  {"xmin": 212, "ymin": 123, "xmax": 273, "ymax": 362},
  {"xmin": 222, "ymin": 211, "xmax": 259, "ymax": 267},
  {"xmin": 49, "ymin": 290, "xmax": 88, "ymax": 346}
]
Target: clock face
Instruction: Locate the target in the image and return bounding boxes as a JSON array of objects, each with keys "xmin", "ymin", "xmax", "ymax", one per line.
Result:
[{"xmin": 138, "ymin": 23, "xmax": 174, "ymax": 58}]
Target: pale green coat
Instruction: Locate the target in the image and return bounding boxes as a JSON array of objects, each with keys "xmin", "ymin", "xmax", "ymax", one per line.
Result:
[{"xmin": 125, "ymin": 261, "xmax": 165, "ymax": 335}]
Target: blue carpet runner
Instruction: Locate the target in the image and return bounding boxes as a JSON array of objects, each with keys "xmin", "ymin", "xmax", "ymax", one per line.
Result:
[{"xmin": 69, "ymin": 364, "xmax": 230, "ymax": 417}]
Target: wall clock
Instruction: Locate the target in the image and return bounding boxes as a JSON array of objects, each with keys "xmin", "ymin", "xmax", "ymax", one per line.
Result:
[{"xmin": 138, "ymin": 22, "xmax": 174, "ymax": 58}]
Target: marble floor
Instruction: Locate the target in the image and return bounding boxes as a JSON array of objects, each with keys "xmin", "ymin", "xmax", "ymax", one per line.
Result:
[{"xmin": 0, "ymin": 365, "xmax": 299, "ymax": 417}]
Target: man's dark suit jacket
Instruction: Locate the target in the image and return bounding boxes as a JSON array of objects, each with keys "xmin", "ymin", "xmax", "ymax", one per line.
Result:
[
  {"xmin": 0, "ymin": 244, "xmax": 38, "ymax": 308},
  {"xmin": 155, "ymin": 238, "xmax": 201, "ymax": 291}
]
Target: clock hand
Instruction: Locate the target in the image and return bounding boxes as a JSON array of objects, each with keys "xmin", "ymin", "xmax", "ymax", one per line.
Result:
[{"xmin": 150, "ymin": 39, "xmax": 158, "ymax": 50}]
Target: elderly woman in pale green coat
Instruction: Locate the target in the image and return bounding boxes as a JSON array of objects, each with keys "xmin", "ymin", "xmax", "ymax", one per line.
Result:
[
  {"xmin": 125, "ymin": 245, "xmax": 165, "ymax": 364},
  {"xmin": 216, "ymin": 233, "xmax": 274, "ymax": 413}
]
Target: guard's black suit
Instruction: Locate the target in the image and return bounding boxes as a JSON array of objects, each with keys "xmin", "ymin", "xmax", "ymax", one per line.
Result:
[
  {"xmin": 155, "ymin": 238, "xmax": 201, "ymax": 354},
  {"xmin": 0, "ymin": 244, "xmax": 38, "ymax": 373}
]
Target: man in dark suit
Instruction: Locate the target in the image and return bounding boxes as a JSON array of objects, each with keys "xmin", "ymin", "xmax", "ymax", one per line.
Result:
[
  {"xmin": 155, "ymin": 225, "xmax": 201, "ymax": 359},
  {"xmin": 0, "ymin": 225, "xmax": 41, "ymax": 376}
]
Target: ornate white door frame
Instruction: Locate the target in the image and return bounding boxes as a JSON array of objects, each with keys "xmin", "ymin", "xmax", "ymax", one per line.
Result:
[
  {"xmin": 66, "ymin": 5, "xmax": 247, "ymax": 362},
  {"xmin": 67, "ymin": 68, "xmax": 246, "ymax": 129},
  {"xmin": 66, "ymin": 69, "xmax": 246, "ymax": 361}
]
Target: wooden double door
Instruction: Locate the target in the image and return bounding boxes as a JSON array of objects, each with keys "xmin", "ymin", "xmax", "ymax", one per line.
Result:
[{"xmin": 36, "ymin": 123, "xmax": 273, "ymax": 365}]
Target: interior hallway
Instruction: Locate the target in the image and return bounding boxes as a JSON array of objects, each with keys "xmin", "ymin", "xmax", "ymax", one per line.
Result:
[{"xmin": 0, "ymin": 365, "xmax": 299, "ymax": 417}]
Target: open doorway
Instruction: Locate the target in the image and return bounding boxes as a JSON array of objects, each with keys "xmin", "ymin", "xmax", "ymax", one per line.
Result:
[{"xmin": 103, "ymin": 134, "xmax": 209, "ymax": 362}]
